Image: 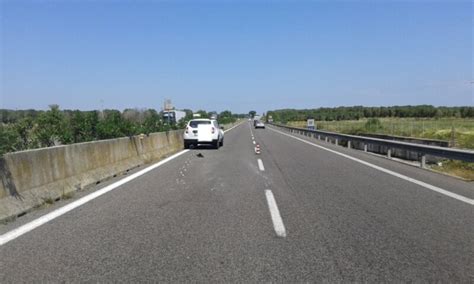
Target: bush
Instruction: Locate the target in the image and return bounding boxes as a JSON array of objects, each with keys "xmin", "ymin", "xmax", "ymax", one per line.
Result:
[
  {"xmin": 0, "ymin": 106, "xmax": 246, "ymax": 155},
  {"xmin": 364, "ymin": 118, "xmax": 383, "ymax": 132},
  {"xmin": 0, "ymin": 125, "xmax": 19, "ymax": 155},
  {"xmin": 34, "ymin": 105, "xmax": 71, "ymax": 147}
]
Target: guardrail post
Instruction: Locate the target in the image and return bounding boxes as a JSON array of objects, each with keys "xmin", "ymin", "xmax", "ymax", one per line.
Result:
[
  {"xmin": 318, "ymin": 135, "xmax": 321, "ymax": 140},
  {"xmin": 347, "ymin": 141, "xmax": 351, "ymax": 149},
  {"xmin": 325, "ymin": 137, "xmax": 328, "ymax": 142},
  {"xmin": 421, "ymin": 155, "xmax": 426, "ymax": 168},
  {"xmin": 387, "ymin": 149, "xmax": 391, "ymax": 159},
  {"xmin": 364, "ymin": 144, "xmax": 368, "ymax": 152},
  {"xmin": 335, "ymin": 138, "xmax": 338, "ymax": 146}
]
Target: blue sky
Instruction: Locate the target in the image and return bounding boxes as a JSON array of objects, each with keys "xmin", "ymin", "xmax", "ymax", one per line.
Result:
[{"xmin": 1, "ymin": 1, "xmax": 472, "ymax": 114}]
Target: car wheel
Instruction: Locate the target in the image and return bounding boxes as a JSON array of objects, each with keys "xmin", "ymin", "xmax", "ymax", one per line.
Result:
[
  {"xmin": 184, "ymin": 141, "xmax": 190, "ymax": 149},
  {"xmin": 220, "ymin": 139, "xmax": 224, "ymax": 147}
]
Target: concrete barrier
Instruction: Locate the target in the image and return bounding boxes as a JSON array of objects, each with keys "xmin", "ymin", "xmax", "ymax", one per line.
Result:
[
  {"xmin": 0, "ymin": 172, "xmax": 6, "ymax": 200},
  {"xmin": 0, "ymin": 130, "xmax": 184, "ymax": 222},
  {"xmin": 0, "ymin": 121, "xmax": 241, "ymax": 222}
]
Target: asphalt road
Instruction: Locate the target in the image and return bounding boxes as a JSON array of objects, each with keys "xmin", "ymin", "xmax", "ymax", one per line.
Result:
[{"xmin": 1, "ymin": 122, "xmax": 473, "ymax": 282}]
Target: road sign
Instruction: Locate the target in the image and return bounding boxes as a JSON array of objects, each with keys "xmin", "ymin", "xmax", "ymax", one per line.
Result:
[{"xmin": 307, "ymin": 119, "xmax": 315, "ymax": 130}]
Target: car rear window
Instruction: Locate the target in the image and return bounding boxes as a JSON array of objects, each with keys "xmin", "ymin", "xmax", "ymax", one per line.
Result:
[{"xmin": 189, "ymin": 120, "xmax": 211, "ymax": 128}]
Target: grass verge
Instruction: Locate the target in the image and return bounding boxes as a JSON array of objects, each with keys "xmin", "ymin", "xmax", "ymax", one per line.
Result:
[
  {"xmin": 285, "ymin": 118, "xmax": 474, "ymax": 181},
  {"xmin": 431, "ymin": 161, "xmax": 474, "ymax": 181}
]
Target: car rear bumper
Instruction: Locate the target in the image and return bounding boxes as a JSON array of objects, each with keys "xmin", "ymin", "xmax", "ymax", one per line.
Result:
[{"xmin": 184, "ymin": 139, "xmax": 218, "ymax": 145}]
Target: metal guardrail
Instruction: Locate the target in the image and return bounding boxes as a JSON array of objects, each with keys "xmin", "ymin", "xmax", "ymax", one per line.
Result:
[{"xmin": 270, "ymin": 123, "xmax": 474, "ymax": 166}]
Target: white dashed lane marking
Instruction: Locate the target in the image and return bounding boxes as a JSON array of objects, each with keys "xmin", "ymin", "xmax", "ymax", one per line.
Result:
[
  {"xmin": 265, "ymin": 190, "xmax": 287, "ymax": 237},
  {"xmin": 258, "ymin": 159, "xmax": 265, "ymax": 171}
]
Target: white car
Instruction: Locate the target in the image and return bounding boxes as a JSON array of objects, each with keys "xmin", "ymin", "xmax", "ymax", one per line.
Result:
[
  {"xmin": 254, "ymin": 121, "xmax": 265, "ymax": 129},
  {"xmin": 184, "ymin": 119, "xmax": 224, "ymax": 149}
]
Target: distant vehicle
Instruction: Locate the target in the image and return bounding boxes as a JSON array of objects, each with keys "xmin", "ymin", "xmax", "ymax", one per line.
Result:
[
  {"xmin": 252, "ymin": 115, "xmax": 261, "ymax": 127},
  {"xmin": 254, "ymin": 121, "xmax": 265, "ymax": 129},
  {"xmin": 184, "ymin": 119, "xmax": 224, "ymax": 149},
  {"xmin": 209, "ymin": 113, "xmax": 218, "ymax": 120},
  {"xmin": 163, "ymin": 110, "xmax": 186, "ymax": 124}
]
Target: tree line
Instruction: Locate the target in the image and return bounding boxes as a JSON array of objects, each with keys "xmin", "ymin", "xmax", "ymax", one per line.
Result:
[
  {"xmin": 0, "ymin": 106, "xmax": 243, "ymax": 155},
  {"xmin": 266, "ymin": 105, "xmax": 474, "ymax": 123}
]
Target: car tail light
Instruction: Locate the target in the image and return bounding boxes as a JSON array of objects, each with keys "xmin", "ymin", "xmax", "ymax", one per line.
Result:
[
  {"xmin": 185, "ymin": 126, "xmax": 189, "ymax": 134},
  {"xmin": 211, "ymin": 127, "xmax": 215, "ymax": 134}
]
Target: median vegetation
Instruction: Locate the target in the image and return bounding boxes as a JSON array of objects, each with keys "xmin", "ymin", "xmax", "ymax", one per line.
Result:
[{"xmin": 0, "ymin": 105, "xmax": 243, "ymax": 155}]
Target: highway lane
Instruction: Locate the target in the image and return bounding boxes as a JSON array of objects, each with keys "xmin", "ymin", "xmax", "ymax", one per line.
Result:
[
  {"xmin": 0, "ymin": 122, "xmax": 278, "ymax": 282},
  {"xmin": 253, "ymin": 124, "xmax": 473, "ymax": 281},
  {"xmin": 268, "ymin": 125, "xmax": 474, "ymax": 199},
  {"xmin": 1, "ymin": 121, "xmax": 473, "ymax": 282}
]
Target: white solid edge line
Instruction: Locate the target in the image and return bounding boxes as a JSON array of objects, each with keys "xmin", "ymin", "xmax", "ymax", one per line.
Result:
[
  {"xmin": 269, "ymin": 127, "xmax": 474, "ymax": 206},
  {"xmin": 0, "ymin": 150, "xmax": 189, "ymax": 246},
  {"xmin": 223, "ymin": 122, "xmax": 243, "ymax": 133},
  {"xmin": 265, "ymin": 190, "xmax": 287, "ymax": 237},
  {"xmin": 0, "ymin": 122, "xmax": 243, "ymax": 246},
  {"xmin": 258, "ymin": 159, "xmax": 265, "ymax": 171}
]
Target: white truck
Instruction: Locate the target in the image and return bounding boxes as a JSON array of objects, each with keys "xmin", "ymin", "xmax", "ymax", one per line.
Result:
[
  {"xmin": 183, "ymin": 119, "xmax": 224, "ymax": 149},
  {"xmin": 163, "ymin": 110, "xmax": 186, "ymax": 124},
  {"xmin": 253, "ymin": 114, "xmax": 261, "ymax": 127}
]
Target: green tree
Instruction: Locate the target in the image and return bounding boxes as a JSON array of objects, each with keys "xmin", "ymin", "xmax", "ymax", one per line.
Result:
[
  {"xmin": 14, "ymin": 117, "xmax": 34, "ymax": 150},
  {"xmin": 218, "ymin": 110, "xmax": 235, "ymax": 124},
  {"xmin": 141, "ymin": 109, "xmax": 161, "ymax": 134},
  {"xmin": 182, "ymin": 109, "xmax": 194, "ymax": 122},
  {"xmin": 97, "ymin": 110, "xmax": 125, "ymax": 139},
  {"xmin": 195, "ymin": 110, "xmax": 209, "ymax": 118},
  {"xmin": 34, "ymin": 105, "xmax": 71, "ymax": 147},
  {"xmin": 0, "ymin": 125, "xmax": 19, "ymax": 155},
  {"xmin": 70, "ymin": 111, "xmax": 86, "ymax": 143},
  {"xmin": 68, "ymin": 110, "xmax": 99, "ymax": 143}
]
